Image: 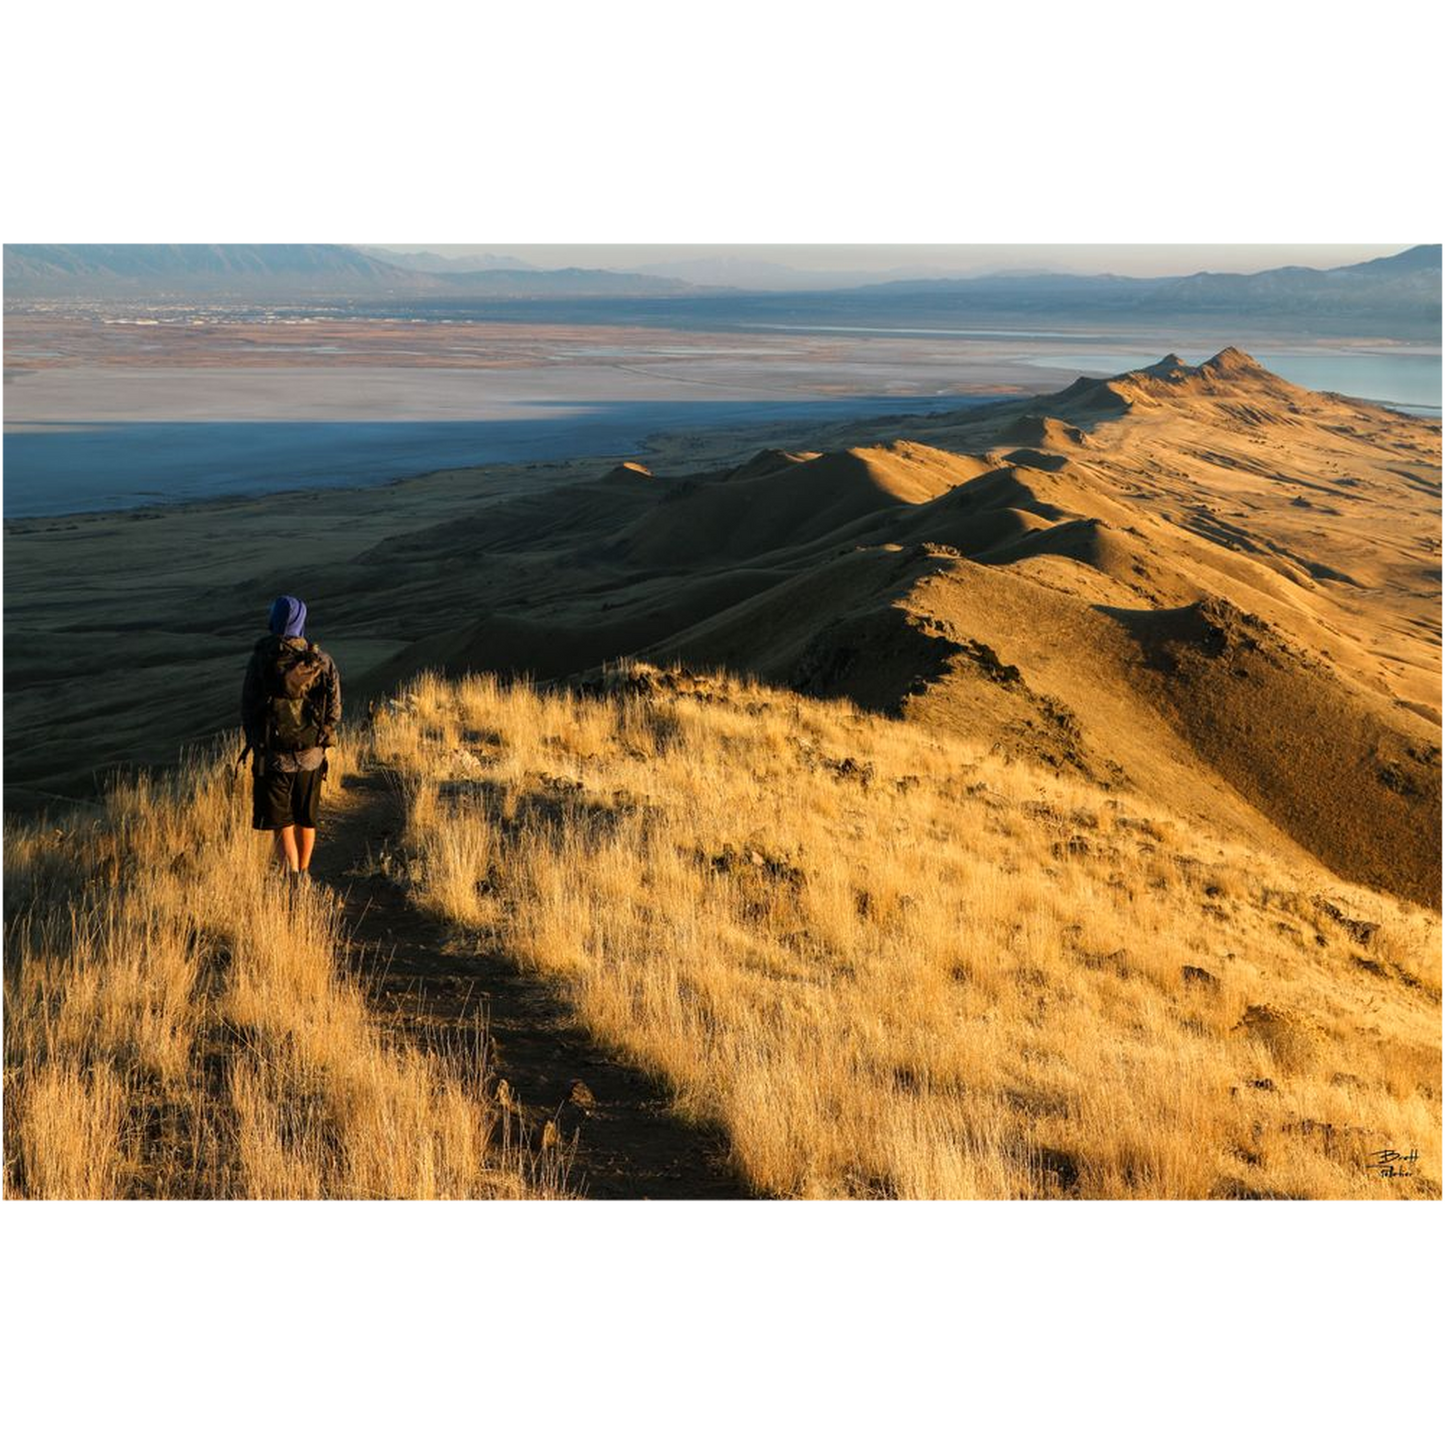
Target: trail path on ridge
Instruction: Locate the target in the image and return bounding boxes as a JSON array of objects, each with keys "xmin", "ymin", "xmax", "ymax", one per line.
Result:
[{"xmin": 310, "ymin": 768, "xmax": 751, "ymax": 1200}]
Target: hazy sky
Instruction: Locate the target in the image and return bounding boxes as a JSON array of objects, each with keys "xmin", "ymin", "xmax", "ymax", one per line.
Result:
[{"xmin": 370, "ymin": 243, "xmax": 1406, "ymax": 278}]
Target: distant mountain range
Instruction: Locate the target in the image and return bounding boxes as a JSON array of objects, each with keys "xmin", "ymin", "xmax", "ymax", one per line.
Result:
[
  {"xmin": 1141, "ymin": 245, "xmax": 1440, "ymax": 320},
  {"xmin": 5, "ymin": 243, "xmax": 409, "ymax": 292},
  {"xmin": 625, "ymin": 256, "xmax": 947, "ymax": 290},
  {"xmin": 2, "ymin": 243, "xmax": 709, "ymax": 299},
  {"xmin": 847, "ymin": 246, "xmax": 1441, "ymax": 323},
  {"xmin": 355, "ymin": 247, "xmax": 539, "ymax": 273},
  {"xmin": 3, "ymin": 243, "xmax": 1438, "ymax": 337},
  {"xmin": 581, "ymin": 246, "xmax": 1440, "ymax": 340}
]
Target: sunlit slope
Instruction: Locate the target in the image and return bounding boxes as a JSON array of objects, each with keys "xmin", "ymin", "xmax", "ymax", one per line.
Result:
[
  {"xmin": 371, "ymin": 667, "xmax": 1441, "ymax": 1200},
  {"xmin": 639, "ymin": 470, "xmax": 1440, "ymax": 903}
]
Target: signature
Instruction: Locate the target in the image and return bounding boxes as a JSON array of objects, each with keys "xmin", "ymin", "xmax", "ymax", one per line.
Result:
[{"xmin": 1367, "ymin": 1147, "xmax": 1418, "ymax": 1178}]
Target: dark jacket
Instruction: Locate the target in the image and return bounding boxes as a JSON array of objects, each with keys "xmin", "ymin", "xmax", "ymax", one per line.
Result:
[{"xmin": 240, "ymin": 635, "xmax": 342, "ymax": 774}]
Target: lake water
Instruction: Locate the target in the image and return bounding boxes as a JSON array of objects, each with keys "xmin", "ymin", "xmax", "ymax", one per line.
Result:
[{"xmin": 2, "ymin": 394, "xmax": 993, "ymax": 519}]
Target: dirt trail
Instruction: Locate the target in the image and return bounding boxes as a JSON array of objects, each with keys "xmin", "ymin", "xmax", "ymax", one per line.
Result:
[{"xmin": 310, "ymin": 768, "xmax": 751, "ymax": 1200}]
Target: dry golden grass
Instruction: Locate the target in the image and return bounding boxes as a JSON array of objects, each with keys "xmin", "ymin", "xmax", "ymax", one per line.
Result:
[
  {"xmin": 370, "ymin": 665, "xmax": 1441, "ymax": 1200},
  {"xmin": 7, "ymin": 664, "xmax": 1438, "ymax": 1201},
  {"xmin": 3, "ymin": 741, "xmax": 558, "ymax": 1200}
]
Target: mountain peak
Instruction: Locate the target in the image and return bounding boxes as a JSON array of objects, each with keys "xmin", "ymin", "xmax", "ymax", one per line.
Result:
[
  {"xmin": 1345, "ymin": 244, "xmax": 1441, "ymax": 275},
  {"xmin": 1142, "ymin": 353, "xmax": 1191, "ymax": 376},
  {"xmin": 1200, "ymin": 346, "xmax": 1265, "ymax": 374}
]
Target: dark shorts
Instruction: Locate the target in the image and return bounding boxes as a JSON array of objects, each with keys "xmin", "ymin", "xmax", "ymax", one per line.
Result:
[{"xmin": 252, "ymin": 767, "xmax": 324, "ymax": 831}]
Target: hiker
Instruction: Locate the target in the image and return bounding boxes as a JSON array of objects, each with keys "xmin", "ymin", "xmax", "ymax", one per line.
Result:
[{"xmin": 240, "ymin": 594, "xmax": 342, "ymax": 882}]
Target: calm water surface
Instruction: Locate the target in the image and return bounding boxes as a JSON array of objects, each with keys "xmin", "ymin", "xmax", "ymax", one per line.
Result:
[{"xmin": 2, "ymin": 395, "xmax": 994, "ymax": 519}]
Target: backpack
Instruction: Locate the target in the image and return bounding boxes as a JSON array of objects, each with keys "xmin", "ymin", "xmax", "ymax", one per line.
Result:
[{"xmin": 259, "ymin": 637, "xmax": 327, "ymax": 751}]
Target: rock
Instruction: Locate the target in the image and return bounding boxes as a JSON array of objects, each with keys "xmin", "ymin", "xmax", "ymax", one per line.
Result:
[
  {"xmin": 567, "ymin": 1080, "xmax": 596, "ymax": 1111},
  {"xmin": 1312, "ymin": 897, "xmax": 1381, "ymax": 947},
  {"xmin": 1181, "ymin": 964, "xmax": 1220, "ymax": 989},
  {"xmin": 1237, "ymin": 1003, "xmax": 1287, "ymax": 1030}
]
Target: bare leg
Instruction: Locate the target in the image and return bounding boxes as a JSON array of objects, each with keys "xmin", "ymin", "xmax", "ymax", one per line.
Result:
[
  {"xmin": 296, "ymin": 827, "xmax": 317, "ymax": 872},
  {"xmin": 273, "ymin": 826, "xmax": 301, "ymax": 872}
]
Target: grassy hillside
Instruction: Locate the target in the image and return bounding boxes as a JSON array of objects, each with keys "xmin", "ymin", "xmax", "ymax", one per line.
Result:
[
  {"xmin": 3, "ymin": 742, "xmax": 563, "ymax": 1200},
  {"xmin": 6, "ymin": 662, "xmax": 1438, "ymax": 1199},
  {"xmin": 368, "ymin": 666, "xmax": 1440, "ymax": 1200}
]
